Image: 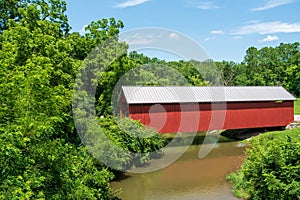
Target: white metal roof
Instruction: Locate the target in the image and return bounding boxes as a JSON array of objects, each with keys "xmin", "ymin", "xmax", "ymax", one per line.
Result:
[{"xmin": 121, "ymin": 86, "xmax": 296, "ymax": 104}]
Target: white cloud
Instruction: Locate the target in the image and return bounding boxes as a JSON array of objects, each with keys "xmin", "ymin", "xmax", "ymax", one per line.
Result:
[
  {"xmin": 125, "ymin": 38, "xmax": 153, "ymax": 45},
  {"xmin": 233, "ymin": 36, "xmax": 243, "ymax": 40},
  {"xmin": 232, "ymin": 21, "xmax": 300, "ymax": 35},
  {"xmin": 204, "ymin": 36, "xmax": 216, "ymax": 41},
  {"xmin": 169, "ymin": 33, "xmax": 180, "ymax": 40},
  {"xmin": 120, "ymin": 34, "xmax": 154, "ymax": 45},
  {"xmin": 259, "ymin": 35, "xmax": 279, "ymax": 42},
  {"xmin": 196, "ymin": 1, "xmax": 220, "ymax": 9},
  {"xmin": 211, "ymin": 30, "xmax": 224, "ymax": 35},
  {"xmin": 242, "ymin": 20, "xmax": 261, "ymax": 25},
  {"xmin": 115, "ymin": 0, "xmax": 150, "ymax": 8},
  {"xmin": 252, "ymin": 0, "xmax": 295, "ymax": 11}
]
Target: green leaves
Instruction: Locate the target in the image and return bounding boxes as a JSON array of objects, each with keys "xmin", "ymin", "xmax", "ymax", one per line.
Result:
[
  {"xmin": 228, "ymin": 128, "xmax": 300, "ymax": 199},
  {"xmin": 0, "ymin": 0, "xmax": 69, "ymax": 34},
  {"xmin": 284, "ymin": 64, "xmax": 300, "ymax": 96},
  {"xmin": 98, "ymin": 117, "xmax": 164, "ymax": 169},
  {"xmin": 213, "ymin": 42, "xmax": 300, "ymax": 96},
  {"xmin": 0, "ymin": 1, "xmax": 127, "ymax": 199}
]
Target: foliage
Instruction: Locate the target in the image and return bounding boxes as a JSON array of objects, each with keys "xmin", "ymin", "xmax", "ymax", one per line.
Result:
[
  {"xmin": 0, "ymin": 1, "xmax": 167, "ymax": 197},
  {"xmin": 285, "ymin": 65, "xmax": 300, "ymax": 98},
  {"xmin": 96, "ymin": 54, "xmax": 209, "ymax": 116},
  {"xmin": 227, "ymin": 128, "xmax": 300, "ymax": 200},
  {"xmin": 98, "ymin": 117, "xmax": 165, "ymax": 168},
  {"xmin": 295, "ymin": 98, "xmax": 300, "ymax": 115},
  {"xmin": 166, "ymin": 60, "xmax": 210, "ymax": 86},
  {"xmin": 0, "ymin": 0, "xmax": 125, "ymax": 199},
  {"xmin": 0, "ymin": 0, "xmax": 70, "ymax": 34},
  {"xmin": 1, "ymin": 0, "xmax": 299, "ymax": 199},
  {"xmin": 215, "ymin": 43, "xmax": 300, "ymax": 96},
  {"xmin": 95, "ymin": 42, "xmax": 300, "ymax": 117},
  {"xmin": 215, "ymin": 61, "xmax": 237, "ymax": 86},
  {"xmin": 0, "ymin": 125, "xmax": 119, "ymax": 199}
]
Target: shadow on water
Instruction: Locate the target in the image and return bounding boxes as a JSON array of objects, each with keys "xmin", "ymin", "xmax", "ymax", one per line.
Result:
[
  {"xmin": 163, "ymin": 126, "xmax": 286, "ymax": 146},
  {"xmin": 111, "ymin": 138, "xmax": 247, "ymax": 200},
  {"xmin": 113, "ymin": 127, "xmax": 280, "ymax": 181},
  {"xmin": 221, "ymin": 126, "xmax": 286, "ymax": 140},
  {"xmin": 112, "ymin": 171, "xmax": 132, "ymax": 182},
  {"xmin": 113, "ymin": 130, "xmax": 246, "ymax": 182},
  {"xmin": 162, "ymin": 131, "xmax": 238, "ymax": 147},
  {"xmin": 111, "ymin": 127, "xmax": 287, "ymax": 199}
]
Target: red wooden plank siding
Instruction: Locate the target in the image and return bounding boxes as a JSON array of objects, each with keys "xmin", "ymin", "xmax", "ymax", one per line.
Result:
[{"xmin": 128, "ymin": 101, "xmax": 294, "ymax": 133}]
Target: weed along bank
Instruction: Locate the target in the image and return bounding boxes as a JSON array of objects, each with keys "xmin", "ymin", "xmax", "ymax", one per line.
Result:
[{"xmin": 120, "ymin": 86, "xmax": 296, "ymax": 133}]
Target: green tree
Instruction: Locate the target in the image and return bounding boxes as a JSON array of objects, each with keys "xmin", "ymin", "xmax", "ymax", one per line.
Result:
[
  {"xmin": 0, "ymin": 0, "xmax": 70, "ymax": 34},
  {"xmin": 284, "ymin": 64, "xmax": 300, "ymax": 96},
  {"xmin": 243, "ymin": 47, "xmax": 266, "ymax": 85},
  {"xmin": 227, "ymin": 128, "xmax": 300, "ymax": 200},
  {"xmin": 230, "ymin": 42, "xmax": 300, "ymax": 93},
  {"xmin": 0, "ymin": 1, "xmax": 125, "ymax": 199},
  {"xmin": 215, "ymin": 61, "xmax": 236, "ymax": 86}
]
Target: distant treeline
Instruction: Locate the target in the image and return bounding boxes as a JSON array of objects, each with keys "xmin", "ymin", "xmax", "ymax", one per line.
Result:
[
  {"xmin": 97, "ymin": 43, "xmax": 300, "ymax": 115},
  {"xmin": 0, "ymin": 0, "xmax": 299, "ymax": 199},
  {"xmin": 215, "ymin": 43, "xmax": 300, "ymax": 96}
]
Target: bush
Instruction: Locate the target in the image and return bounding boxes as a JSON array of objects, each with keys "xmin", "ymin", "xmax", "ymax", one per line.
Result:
[
  {"xmin": 0, "ymin": 125, "xmax": 119, "ymax": 200},
  {"xmin": 98, "ymin": 117, "xmax": 165, "ymax": 169},
  {"xmin": 227, "ymin": 128, "xmax": 300, "ymax": 200}
]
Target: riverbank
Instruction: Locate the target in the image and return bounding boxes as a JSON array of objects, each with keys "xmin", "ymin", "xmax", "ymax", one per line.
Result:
[{"xmin": 220, "ymin": 127, "xmax": 286, "ymax": 140}]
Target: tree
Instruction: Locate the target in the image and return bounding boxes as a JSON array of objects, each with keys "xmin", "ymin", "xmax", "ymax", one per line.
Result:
[
  {"xmin": 0, "ymin": 1, "xmax": 125, "ymax": 199},
  {"xmin": 0, "ymin": 0, "xmax": 70, "ymax": 34},
  {"xmin": 1, "ymin": 0, "xmax": 168, "ymax": 198},
  {"xmin": 231, "ymin": 42, "xmax": 300, "ymax": 92},
  {"xmin": 216, "ymin": 61, "xmax": 236, "ymax": 86},
  {"xmin": 0, "ymin": 0, "xmax": 26, "ymax": 32},
  {"xmin": 284, "ymin": 65, "xmax": 300, "ymax": 96}
]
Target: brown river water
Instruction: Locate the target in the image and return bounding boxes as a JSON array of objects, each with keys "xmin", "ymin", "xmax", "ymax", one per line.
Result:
[{"xmin": 111, "ymin": 140, "xmax": 247, "ymax": 200}]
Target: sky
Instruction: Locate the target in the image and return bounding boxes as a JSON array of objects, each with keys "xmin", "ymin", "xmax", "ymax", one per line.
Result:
[{"xmin": 65, "ymin": 0, "xmax": 300, "ymax": 62}]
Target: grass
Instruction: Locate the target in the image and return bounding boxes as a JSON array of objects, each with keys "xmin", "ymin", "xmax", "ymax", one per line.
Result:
[
  {"xmin": 295, "ymin": 98, "xmax": 300, "ymax": 115},
  {"xmin": 254, "ymin": 126, "xmax": 300, "ymax": 141}
]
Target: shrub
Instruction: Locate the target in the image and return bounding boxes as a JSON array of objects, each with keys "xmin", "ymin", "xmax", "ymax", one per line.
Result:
[
  {"xmin": 227, "ymin": 128, "xmax": 300, "ymax": 200},
  {"xmin": 0, "ymin": 125, "xmax": 119, "ymax": 200},
  {"xmin": 98, "ymin": 117, "xmax": 165, "ymax": 169}
]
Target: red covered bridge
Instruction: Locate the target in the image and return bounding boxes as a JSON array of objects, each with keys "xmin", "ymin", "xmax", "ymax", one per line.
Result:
[{"xmin": 120, "ymin": 86, "xmax": 296, "ymax": 133}]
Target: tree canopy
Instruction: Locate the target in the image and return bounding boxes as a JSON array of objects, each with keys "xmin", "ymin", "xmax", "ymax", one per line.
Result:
[
  {"xmin": 0, "ymin": 0, "xmax": 163, "ymax": 199},
  {"xmin": 215, "ymin": 43, "xmax": 300, "ymax": 96}
]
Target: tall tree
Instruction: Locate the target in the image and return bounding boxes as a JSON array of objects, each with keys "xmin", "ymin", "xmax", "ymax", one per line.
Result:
[
  {"xmin": 0, "ymin": 1, "xmax": 125, "ymax": 199},
  {"xmin": 216, "ymin": 61, "xmax": 236, "ymax": 86},
  {"xmin": 0, "ymin": 0, "xmax": 70, "ymax": 34}
]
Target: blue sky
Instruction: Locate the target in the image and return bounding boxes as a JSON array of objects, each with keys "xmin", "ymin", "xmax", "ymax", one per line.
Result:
[{"xmin": 65, "ymin": 0, "xmax": 300, "ymax": 62}]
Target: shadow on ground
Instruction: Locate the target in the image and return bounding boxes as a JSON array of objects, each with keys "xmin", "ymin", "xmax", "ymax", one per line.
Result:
[{"xmin": 220, "ymin": 127, "xmax": 286, "ymax": 140}]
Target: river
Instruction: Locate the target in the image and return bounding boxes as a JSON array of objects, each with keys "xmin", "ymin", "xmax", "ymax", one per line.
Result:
[{"xmin": 111, "ymin": 139, "xmax": 247, "ymax": 200}]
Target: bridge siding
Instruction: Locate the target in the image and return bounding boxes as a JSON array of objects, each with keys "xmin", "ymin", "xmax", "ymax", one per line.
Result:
[{"xmin": 127, "ymin": 101, "xmax": 294, "ymax": 133}]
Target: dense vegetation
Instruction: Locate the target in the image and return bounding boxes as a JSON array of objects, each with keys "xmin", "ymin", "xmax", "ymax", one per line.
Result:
[
  {"xmin": 215, "ymin": 44, "xmax": 300, "ymax": 96},
  {"xmin": 295, "ymin": 98, "xmax": 300, "ymax": 115},
  {"xmin": 227, "ymin": 128, "xmax": 300, "ymax": 200},
  {"xmin": 0, "ymin": 0, "xmax": 164, "ymax": 199},
  {"xmin": 0, "ymin": 0, "xmax": 299, "ymax": 199}
]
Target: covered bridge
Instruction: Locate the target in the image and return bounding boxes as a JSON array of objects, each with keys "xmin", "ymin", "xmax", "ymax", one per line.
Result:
[{"xmin": 120, "ymin": 86, "xmax": 296, "ymax": 133}]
